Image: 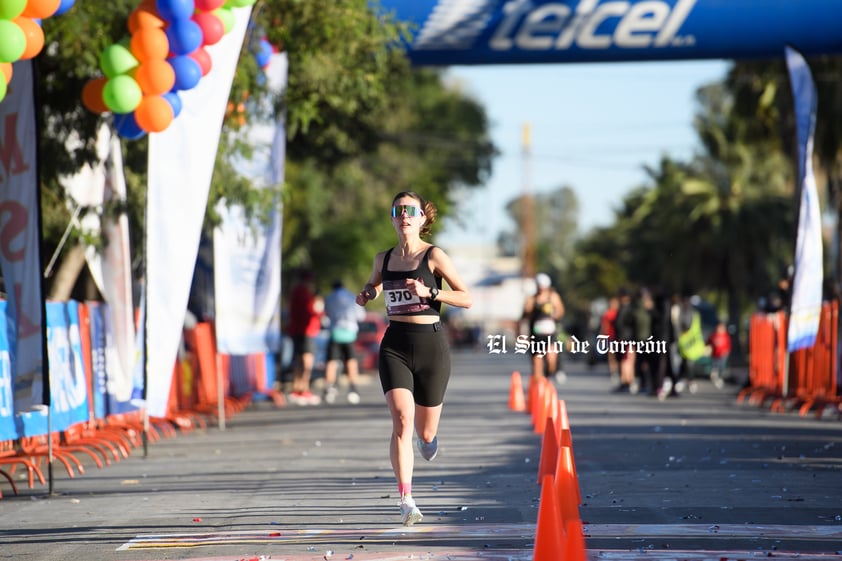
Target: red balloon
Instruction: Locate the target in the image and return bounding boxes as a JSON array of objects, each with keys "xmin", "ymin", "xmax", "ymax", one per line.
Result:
[
  {"xmin": 189, "ymin": 47, "xmax": 212, "ymax": 76},
  {"xmin": 192, "ymin": 11, "xmax": 224, "ymax": 46},
  {"xmin": 195, "ymin": 0, "xmax": 225, "ymax": 10}
]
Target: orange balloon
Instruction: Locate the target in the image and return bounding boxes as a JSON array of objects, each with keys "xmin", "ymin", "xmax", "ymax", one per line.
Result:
[
  {"xmin": 15, "ymin": 17, "xmax": 44, "ymax": 61},
  {"xmin": 127, "ymin": 6, "xmax": 165, "ymax": 34},
  {"xmin": 133, "ymin": 58, "xmax": 175, "ymax": 96},
  {"xmin": 134, "ymin": 95, "xmax": 174, "ymax": 133},
  {"xmin": 130, "ymin": 27, "xmax": 169, "ymax": 61},
  {"xmin": 22, "ymin": 0, "xmax": 60, "ymax": 19},
  {"xmin": 81, "ymin": 77, "xmax": 109, "ymax": 114},
  {"xmin": 0, "ymin": 62, "xmax": 12, "ymax": 85}
]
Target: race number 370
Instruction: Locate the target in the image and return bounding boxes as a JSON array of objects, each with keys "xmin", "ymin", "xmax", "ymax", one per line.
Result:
[{"xmin": 387, "ymin": 289, "xmax": 416, "ymax": 303}]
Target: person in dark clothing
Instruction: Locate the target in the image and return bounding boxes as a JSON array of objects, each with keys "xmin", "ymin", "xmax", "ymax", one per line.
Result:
[{"xmin": 612, "ymin": 287, "xmax": 636, "ymax": 392}]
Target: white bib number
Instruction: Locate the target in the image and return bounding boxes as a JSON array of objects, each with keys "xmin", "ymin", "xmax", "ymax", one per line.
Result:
[
  {"xmin": 533, "ymin": 318, "xmax": 556, "ymax": 336},
  {"xmin": 385, "ymin": 288, "xmax": 422, "ymax": 307}
]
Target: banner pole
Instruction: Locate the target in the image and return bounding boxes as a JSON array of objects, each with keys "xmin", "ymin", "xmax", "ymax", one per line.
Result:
[{"xmin": 32, "ymin": 58, "xmax": 53, "ymax": 497}]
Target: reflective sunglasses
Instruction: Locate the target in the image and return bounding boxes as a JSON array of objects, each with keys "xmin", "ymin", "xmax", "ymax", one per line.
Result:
[{"xmin": 391, "ymin": 204, "xmax": 424, "ymax": 218}]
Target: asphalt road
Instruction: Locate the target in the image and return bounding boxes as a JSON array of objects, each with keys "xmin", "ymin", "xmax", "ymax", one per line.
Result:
[{"xmin": 1, "ymin": 348, "xmax": 841, "ymax": 561}]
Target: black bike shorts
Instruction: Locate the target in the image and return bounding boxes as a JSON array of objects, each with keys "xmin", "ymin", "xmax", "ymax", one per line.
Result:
[{"xmin": 378, "ymin": 321, "xmax": 451, "ymax": 407}]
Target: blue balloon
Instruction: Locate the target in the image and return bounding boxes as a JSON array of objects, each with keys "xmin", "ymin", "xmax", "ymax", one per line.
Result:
[
  {"xmin": 165, "ymin": 18, "xmax": 203, "ymax": 56},
  {"xmin": 156, "ymin": 0, "xmax": 195, "ymax": 22},
  {"xmin": 256, "ymin": 38, "xmax": 273, "ymax": 68},
  {"xmin": 163, "ymin": 91, "xmax": 183, "ymax": 118},
  {"xmin": 114, "ymin": 113, "xmax": 146, "ymax": 141},
  {"xmin": 168, "ymin": 55, "xmax": 202, "ymax": 91},
  {"xmin": 55, "ymin": 0, "xmax": 76, "ymax": 16}
]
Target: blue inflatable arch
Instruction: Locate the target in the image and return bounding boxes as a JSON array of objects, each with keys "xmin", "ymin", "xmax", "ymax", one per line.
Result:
[{"xmin": 378, "ymin": 0, "xmax": 842, "ymax": 65}]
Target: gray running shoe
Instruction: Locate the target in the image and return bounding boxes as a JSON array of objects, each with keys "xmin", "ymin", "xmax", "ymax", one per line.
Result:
[
  {"xmin": 399, "ymin": 496, "xmax": 423, "ymax": 526},
  {"xmin": 417, "ymin": 436, "xmax": 438, "ymax": 461},
  {"xmin": 324, "ymin": 385, "xmax": 339, "ymax": 404}
]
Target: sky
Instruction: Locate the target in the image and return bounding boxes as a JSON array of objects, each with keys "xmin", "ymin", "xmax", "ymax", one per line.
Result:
[{"xmin": 437, "ymin": 59, "xmax": 732, "ymax": 248}]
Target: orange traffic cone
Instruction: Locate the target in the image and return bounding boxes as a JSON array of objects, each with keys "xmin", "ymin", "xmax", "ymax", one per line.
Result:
[
  {"xmin": 532, "ymin": 378, "xmax": 550, "ymax": 431},
  {"xmin": 556, "ymin": 399, "xmax": 571, "ymax": 447},
  {"xmin": 555, "ymin": 445, "xmax": 581, "ymax": 522},
  {"xmin": 535, "ymin": 382, "xmax": 558, "ymax": 434},
  {"xmin": 565, "ymin": 517, "xmax": 588, "ymax": 561},
  {"xmin": 559, "ymin": 436, "xmax": 582, "ymax": 504},
  {"xmin": 526, "ymin": 375, "xmax": 537, "ymax": 413},
  {"xmin": 537, "ymin": 416, "xmax": 559, "ymax": 484},
  {"xmin": 533, "ymin": 475, "xmax": 564, "ymax": 561},
  {"xmin": 508, "ymin": 371, "xmax": 526, "ymax": 412}
]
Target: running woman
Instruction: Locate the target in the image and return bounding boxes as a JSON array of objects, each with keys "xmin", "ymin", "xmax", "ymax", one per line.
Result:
[{"xmin": 356, "ymin": 191, "xmax": 472, "ymax": 526}]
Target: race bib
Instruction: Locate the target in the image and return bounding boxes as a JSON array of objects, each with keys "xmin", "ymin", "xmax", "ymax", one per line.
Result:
[
  {"xmin": 383, "ymin": 279, "xmax": 429, "ymax": 315},
  {"xmin": 532, "ymin": 318, "xmax": 557, "ymax": 336}
]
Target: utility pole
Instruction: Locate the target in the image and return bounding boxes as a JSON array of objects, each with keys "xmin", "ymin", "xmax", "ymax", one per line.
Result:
[{"xmin": 521, "ymin": 122, "xmax": 536, "ymax": 279}]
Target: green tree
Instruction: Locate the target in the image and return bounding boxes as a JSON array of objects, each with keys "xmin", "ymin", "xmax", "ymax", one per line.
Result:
[
  {"xmin": 498, "ymin": 186, "xmax": 579, "ymax": 278},
  {"xmin": 31, "ymin": 1, "xmax": 495, "ymax": 301}
]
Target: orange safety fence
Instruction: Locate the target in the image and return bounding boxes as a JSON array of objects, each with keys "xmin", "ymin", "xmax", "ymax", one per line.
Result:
[
  {"xmin": 1, "ymin": 305, "xmax": 280, "ymax": 498},
  {"xmin": 739, "ymin": 301, "xmax": 840, "ymax": 419}
]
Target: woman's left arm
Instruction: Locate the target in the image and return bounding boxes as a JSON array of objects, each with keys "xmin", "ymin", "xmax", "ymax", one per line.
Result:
[{"xmin": 429, "ymin": 247, "xmax": 472, "ymax": 309}]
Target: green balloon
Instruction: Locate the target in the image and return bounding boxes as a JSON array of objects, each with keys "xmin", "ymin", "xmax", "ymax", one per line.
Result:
[
  {"xmin": 0, "ymin": 78, "xmax": 7, "ymax": 103},
  {"xmin": 214, "ymin": 7, "xmax": 235, "ymax": 34},
  {"xmin": 100, "ymin": 43, "xmax": 138, "ymax": 79},
  {"xmin": 0, "ymin": 20, "xmax": 26, "ymax": 64},
  {"xmin": 0, "ymin": 0, "xmax": 26, "ymax": 20},
  {"xmin": 226, "ymin": 0, "xmax": 256, "ymax": 7},
  {"xmin": 102, "ymin": 75, "xmax": 142, "ymax": 114}
]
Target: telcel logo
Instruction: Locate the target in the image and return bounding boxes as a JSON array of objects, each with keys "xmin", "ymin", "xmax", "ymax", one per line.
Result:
[{"xmin": 489, "ymin": 0, "xmax": 697, "ymax": 51}]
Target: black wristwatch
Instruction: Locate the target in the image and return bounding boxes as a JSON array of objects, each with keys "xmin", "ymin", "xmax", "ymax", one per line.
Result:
[{"xmin": 429, "ymin": 287, "xmax": 440, "ymax": 301}]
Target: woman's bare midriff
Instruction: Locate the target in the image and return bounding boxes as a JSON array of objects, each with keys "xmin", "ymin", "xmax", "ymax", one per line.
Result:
[{"xmin": 388, "ymin": 316, "xmax": 440, "ymax": 325}]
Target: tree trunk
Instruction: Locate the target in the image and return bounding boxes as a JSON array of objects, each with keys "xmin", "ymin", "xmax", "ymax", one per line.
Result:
[{"xmin": 47, "ymin": 243, "xmax": 87, "ymax": 301}]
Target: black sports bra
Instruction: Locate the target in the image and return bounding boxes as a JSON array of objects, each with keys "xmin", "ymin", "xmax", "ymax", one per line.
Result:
[{"xmin": 380, "ymin": 246, "xmax": 442, "ymax": 317}]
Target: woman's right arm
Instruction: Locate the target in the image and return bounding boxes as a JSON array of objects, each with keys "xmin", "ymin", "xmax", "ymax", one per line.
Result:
[{"xmin": 357, "ymin": 251, "xmax": 385, "ymax": 306}]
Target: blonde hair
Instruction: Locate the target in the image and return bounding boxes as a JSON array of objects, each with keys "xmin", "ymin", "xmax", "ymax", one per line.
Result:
[{"xmin": 393, "ymin": 191, "xmax": 436, "ymax": 238}]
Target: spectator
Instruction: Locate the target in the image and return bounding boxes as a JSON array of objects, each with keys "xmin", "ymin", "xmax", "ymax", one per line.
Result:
[
  {"xmin": 706, "ymin": 321, "xmax": 731, "ymax": 389},
  {"xmin": 287, "ymin": 269, "xmax": 323, "ymax": 405},
  {"xmin": 323, "ymin": 279, "xmax": 365, "ymax": 404}
]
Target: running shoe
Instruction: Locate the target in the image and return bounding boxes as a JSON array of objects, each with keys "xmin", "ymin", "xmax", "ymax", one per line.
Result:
[
  {"xmin": 290, "ymin": 391, "xmax": 321, "ymax": 405},
  {"xmin": 323, "ymin": 385, "xmax": 339, "ymax": 404},
  {"xmin": 417, "ymin": 436, "xmax": 438, "ymax": 461},
  {"xmin": 399, "ymin": 496, "xmax": 423, "ymax": 526},
  {"xmin": 347, "ymin": 389, "xmax": 361, "ymax": 404}
]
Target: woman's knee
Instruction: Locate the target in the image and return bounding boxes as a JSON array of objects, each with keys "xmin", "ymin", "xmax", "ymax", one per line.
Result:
[{"xmin": 387, "ymin": 390, "xmax": 415, "ymax": 436}]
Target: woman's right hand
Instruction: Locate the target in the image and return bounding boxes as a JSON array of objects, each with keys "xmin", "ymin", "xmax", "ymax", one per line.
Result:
[{"xmin": 357, "ymin": 285, "xmax": 376, "ymax": 306}]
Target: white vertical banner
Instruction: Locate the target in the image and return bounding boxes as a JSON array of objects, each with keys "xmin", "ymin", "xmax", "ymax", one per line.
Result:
[
  {"xmin": 89, "ymin": 131, "xmax": 136, "ymax": 401},
  {"xmin": 0, "ymin": 60, "xmax": 46, "ymax": 412},
  {"xmin": 213, "ymin": 52, "xmax": 286, "ymax": 354},
  {"xmin": 784, "ymin": 46, "xmax": 823, "ymax": 352},
  {"xmin": 145, "ymin": 7, "xmax": 253, "ymax": 417},
  {"xmin": 62, "ymin": 124, "xmax": 136, "ymax": 401}
]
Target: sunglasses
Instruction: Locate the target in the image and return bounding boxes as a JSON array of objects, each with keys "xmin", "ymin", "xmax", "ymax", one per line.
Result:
[{"xmin": 391, "ymin": 204, "xmax": 424, "ymax": 218}]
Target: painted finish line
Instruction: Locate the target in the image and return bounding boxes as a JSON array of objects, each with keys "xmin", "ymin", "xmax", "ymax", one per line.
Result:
[
  {"xmin": 118, "ymin": 523, "xmax": 842, "ymax": 550},
  {"xmin": 117, "ymin": 523, "xmax": 535, "ymax": 550},
  {"xmin": 116, "ymin": 553, "xmax": 842, "ymax": 561}
]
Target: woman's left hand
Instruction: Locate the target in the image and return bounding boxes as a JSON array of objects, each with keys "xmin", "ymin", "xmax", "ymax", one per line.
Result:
[{"xmin": 405, "ymin": 278, "xmax": 432, "ymax": 299}]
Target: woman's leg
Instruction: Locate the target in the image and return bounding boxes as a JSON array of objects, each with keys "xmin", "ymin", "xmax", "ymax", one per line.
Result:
[
  {"xmin": 415, "ymin": 403, "xmax": 443, "ymax": 445},
  {"xmin": 385, "ymin": 388, "xmax": 416, "ymax": 487}
]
